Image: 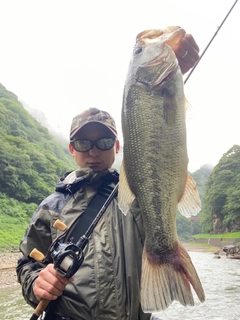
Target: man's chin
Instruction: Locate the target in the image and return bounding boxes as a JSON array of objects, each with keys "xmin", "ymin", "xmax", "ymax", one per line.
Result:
[{"xmin": 88, "ymin": 165, "xmax": 105, "ymax": 172}]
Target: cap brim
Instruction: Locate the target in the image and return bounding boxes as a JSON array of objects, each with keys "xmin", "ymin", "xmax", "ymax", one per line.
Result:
[{"xmin": 70, "ymin": 121, "xmax": 117, "ymax": 139}]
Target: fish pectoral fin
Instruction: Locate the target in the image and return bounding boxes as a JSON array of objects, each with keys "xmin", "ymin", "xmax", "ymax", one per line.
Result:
[
  {"xmin": 184, "ymin": 96, "xmax": 191, "ymax": 113},
  {"xmin": 140, "ymin": 243, "xmax": 205, "ymax": 312},
  {"xmin": 177, "ymin": 174, "xmax": 201, "ymax": 217},
  {"xmin": 118, "ymin": 160, "xmax": 135, "ymax": 215}
]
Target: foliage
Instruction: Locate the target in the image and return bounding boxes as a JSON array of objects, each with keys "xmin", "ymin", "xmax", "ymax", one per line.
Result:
[
  {"xmin": 201, "ymin": 145, "xmax": 240, "ymax": 233},
  {"xmin": 0, "ymin": 83, "xmax": 77, "ymax": 249},
  {"xmin": 191, "ymin": 164, "xmax": 213, "ymax": 205},
  {"xmin": 0, "ymin": 192, "xmax": 37, "ymax": 218},
  {"xmin": 176, "ymin": 213, "xmax": 193, "ymax": 241},
  {"xmin": 191, "ymin": 220, "xmax": 202, "ymax": 235},
  {"xmin": 0, "ymin": 83, "xmax": 76, "ymax": 204},
  {"xmin": 0, "ymin": 213, "xmax": 31, "ymax": 250},
  {"xmin": 0, "ymin": 193, "xmax": 37, "ymax": 249},
  {"xmin": 175, "ymin": 164, "xmax": 212, "ymax": 239}
]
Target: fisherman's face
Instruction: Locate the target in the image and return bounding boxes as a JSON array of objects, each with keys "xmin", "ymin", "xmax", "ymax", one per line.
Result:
[{"xmin": 69, "ymin": 122, "xmax": 120, "ymax": 172}]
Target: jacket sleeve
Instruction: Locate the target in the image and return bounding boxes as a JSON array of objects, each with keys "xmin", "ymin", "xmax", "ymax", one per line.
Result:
[{"xmin": 16, "ymin": 204, "xmax": 54, "ymax": 308}]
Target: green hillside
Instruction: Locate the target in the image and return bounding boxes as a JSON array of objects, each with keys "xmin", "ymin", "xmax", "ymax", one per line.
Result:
[
  {"xmin": 201, "ymin": 145, "xmax": 240, "ymax": 234},
  {"xmin": 0, "ymin": 83, "xmax": 76, "ymax": 250}
]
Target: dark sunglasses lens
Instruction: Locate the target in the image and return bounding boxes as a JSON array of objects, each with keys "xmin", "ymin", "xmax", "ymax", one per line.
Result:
[
  {"xmin": 73, "ymin": 140, "xmax": 91, "ymax": 152},
  {"xmin": 97, "ymin": 138, "xmax": 115, "ymax": 150}
]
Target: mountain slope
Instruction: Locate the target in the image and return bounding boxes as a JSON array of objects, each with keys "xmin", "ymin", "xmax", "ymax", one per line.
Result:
[{"xmin": 0, "ymin": 83, "xmax": 76, "ymax": 204}]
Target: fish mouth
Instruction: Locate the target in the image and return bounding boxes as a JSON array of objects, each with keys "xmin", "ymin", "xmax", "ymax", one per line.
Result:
[
  {"xmin": 154, "ymin": 65, "xmax": 178, "ymax": 87},
  {"xmin": 137, "ymin": 64, "xmax": 178, "ymax": 88},
  {"xmin": 147, "ymin": 59, "xmax": 178, "ymax": 88},
  {"xmin": 136, "ymin": 56, "xmax": 178, "ymax": 88},
  {"xmin": 147, "ymin": 49, "xmax": 178, "ymax": 87},
  {"xmin": 135, "ymin": 31, "xmax": 180, "ymax": 88}
]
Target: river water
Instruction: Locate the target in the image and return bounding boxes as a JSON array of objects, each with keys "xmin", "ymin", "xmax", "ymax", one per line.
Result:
[{"xmin": 0, "ymin": 252, "xmax": 239, "ymax": 320}]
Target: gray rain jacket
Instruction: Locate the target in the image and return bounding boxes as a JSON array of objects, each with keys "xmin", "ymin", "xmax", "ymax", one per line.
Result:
[{"xmin": 16, "ymin": 167, "xmax": 151, "ymax": 320}]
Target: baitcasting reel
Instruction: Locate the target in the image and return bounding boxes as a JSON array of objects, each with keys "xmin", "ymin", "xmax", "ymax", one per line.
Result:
[{"xmin": 50, "ymin": 239, "xmax": 86, "ymax": 279}]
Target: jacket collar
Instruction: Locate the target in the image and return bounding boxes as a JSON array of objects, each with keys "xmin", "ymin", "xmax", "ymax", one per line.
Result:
[{"xmin": 55, "ymin": 167, "xmax": 119, "ymax": 194}]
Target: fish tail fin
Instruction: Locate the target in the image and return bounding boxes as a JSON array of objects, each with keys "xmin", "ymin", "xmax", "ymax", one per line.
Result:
[{"xmin": 140, "ymin": 242, "xmax": 205, "ymax": 312}]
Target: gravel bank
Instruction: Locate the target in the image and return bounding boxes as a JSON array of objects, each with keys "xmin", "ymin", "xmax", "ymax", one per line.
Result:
[{"xmin": 0, "ymin": 252, "xmax": 22, "ymax": 288}]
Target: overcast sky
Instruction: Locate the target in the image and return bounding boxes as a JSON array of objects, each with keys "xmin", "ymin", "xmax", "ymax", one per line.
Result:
[{"xmin": 1, "ymin": 0, "xmax": 239, "ymax": 172}]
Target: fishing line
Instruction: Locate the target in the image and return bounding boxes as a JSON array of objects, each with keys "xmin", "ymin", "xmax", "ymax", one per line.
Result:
[{"xmin": 184, "ymin": 0, "xmax": 238, "ymax": 84}]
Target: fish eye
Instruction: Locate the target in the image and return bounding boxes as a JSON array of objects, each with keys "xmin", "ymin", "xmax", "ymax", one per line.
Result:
[{"xmin": 134, "ymin": 47, "xmax": 142, "ymax": 55}]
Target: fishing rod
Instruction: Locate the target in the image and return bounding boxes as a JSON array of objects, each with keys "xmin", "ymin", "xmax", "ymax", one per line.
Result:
[{"xmin": 184, "ymin": 0, "xmax": 238, "ymax": 84}]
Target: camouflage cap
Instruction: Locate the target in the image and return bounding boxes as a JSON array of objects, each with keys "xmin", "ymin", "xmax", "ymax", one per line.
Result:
[{"xmin": 70, "ymin": 108, "xmax": 118, "ymax": 139}]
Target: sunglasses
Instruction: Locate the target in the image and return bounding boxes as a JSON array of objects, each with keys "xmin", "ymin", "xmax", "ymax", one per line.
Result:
[{"xmin": 70, "ymin": 137, "xmax": 116, "ymax": 152}]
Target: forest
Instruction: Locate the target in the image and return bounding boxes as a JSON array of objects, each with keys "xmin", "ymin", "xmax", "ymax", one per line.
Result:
[
  {"xmin": 0, "ymin": 83, "xmax": 240, "ymax": 249},
  {"xmin": 0, "ymin": 83, "xmax": 76, "ymax": 248}
]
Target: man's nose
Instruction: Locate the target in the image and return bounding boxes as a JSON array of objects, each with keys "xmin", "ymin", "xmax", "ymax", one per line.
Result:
[{"xmin": 89, "ymin": 146, "xmax": 100, "ymax": 156}]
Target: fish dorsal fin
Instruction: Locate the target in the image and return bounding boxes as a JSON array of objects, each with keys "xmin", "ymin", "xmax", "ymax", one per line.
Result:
[
  {"xmin": 177, "ymin": 174, "xmax": 201, "ymax": 218},
  {"xmin": 118, "ymin": 159, "xmax": 135, "ymax": 215}
]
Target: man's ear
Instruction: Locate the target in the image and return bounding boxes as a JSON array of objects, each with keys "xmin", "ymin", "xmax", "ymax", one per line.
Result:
[
  {"xmin": 69, "ymin": 144, "xmax": 75, "ymax": 157},
  {"xmin": 115, "ymin": 139, "xmax": 120, "ymax": 154}
]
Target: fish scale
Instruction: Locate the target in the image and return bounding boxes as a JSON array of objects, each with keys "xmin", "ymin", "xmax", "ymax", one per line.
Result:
[
  {"xmin": 118, "ymin": 26, "xmax": 204, "ymax": 312},
  {"xmin": 124, "ymin": 97, "xmax": 179, "ymax": 252}
]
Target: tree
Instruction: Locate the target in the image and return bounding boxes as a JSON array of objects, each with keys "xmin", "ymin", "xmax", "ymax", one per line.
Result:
[
  {"xmin": 0, "ymin": 82, "xmax": 76, "ymax": 204},
  {"xmin": 191, "ymin": 163, "xmax": 213, "ymax": 204},
  {"xmin": 201, "ymin": 145, "xmax": 240, "ymax": 233},
  {"xmin": 176, "ymin": 213, "xmax": 193, "ymax": 241}
]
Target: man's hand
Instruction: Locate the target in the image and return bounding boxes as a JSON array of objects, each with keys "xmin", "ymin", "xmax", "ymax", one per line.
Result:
[
  {"xmin": 174, "ymin": 34, "xmax": 200, "ymax": 74},
  {"xmin": 33, "ymin": 264, "xmax": 72, "ymax": 301}
]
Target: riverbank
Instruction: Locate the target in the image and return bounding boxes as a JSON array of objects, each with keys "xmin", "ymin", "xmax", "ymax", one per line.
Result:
[
  {"xmin": 0, "ymin": 243, "xmax": 223, "ymax": 289},
  {"xmin": 181, "ymin": 242, "xmax": 221, "ymax": 253},
  {"xmin": 0, "ymin": 252, "xmax": 22, "ymax": 288}
]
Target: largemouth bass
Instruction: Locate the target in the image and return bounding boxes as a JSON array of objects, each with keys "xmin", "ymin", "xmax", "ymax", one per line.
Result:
[{"xmin": 118, "ymin": 26, "xmax": 205, "ymax": 312}]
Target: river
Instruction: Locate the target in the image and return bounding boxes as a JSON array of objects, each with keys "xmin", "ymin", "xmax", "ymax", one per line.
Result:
[{"xmin": 0, "ymin": 252, "xmax": 239, "ymax": 320}]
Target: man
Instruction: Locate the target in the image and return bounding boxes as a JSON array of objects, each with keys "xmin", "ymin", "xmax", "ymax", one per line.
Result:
[{"xmin": 17, "ymin": 33, "xmax": 199, "ymax": 320}]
